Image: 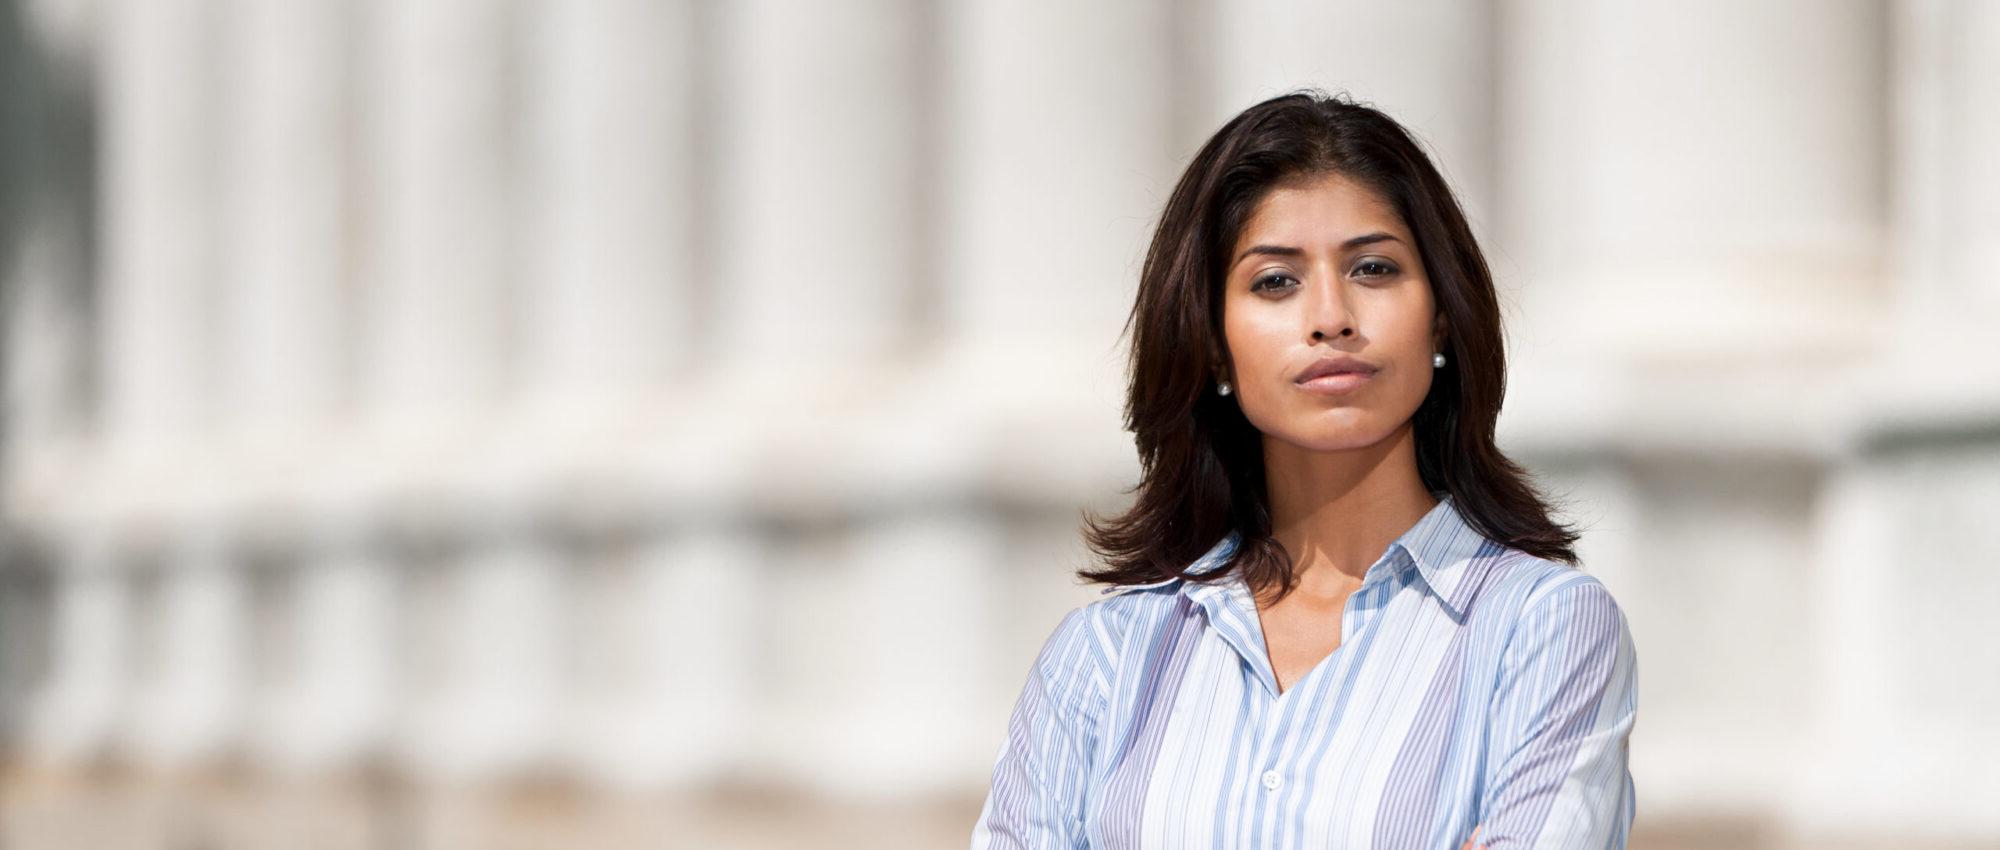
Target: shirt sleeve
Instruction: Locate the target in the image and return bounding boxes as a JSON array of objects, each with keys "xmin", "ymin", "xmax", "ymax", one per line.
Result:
[
  {"xmin": 970, "ymin": 606, "xmax": 1109, "ymax": 850},
  {"xmin": 1475, "ymin": 576, "xmax": 1639, "ymax": 850}
]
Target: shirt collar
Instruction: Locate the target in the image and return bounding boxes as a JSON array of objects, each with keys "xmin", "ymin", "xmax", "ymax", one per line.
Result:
[
  {"xmin": 1098, "ymin": 494, "xmax": 1490, "ymax": 620},
  {"xmin": 1387, "ymin": 494, "xmax": 1490, "ymax": 620}
]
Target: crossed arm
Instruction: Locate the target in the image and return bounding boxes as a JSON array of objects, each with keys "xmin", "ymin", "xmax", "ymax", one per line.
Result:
[
  {"xmin": 971, "ymin": 609, "xmax": 1104, "ymax": 849},
  {"xmin": 1462, "ymin": 578, "xmax": 1640, "ymax": 849},
  {"xmin": 972, "ymin": 578, "xmax": 1638, "ymax": 849}
]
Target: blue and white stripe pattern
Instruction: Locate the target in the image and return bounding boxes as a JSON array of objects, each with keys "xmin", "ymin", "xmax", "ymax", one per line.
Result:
[{"xmin": 970, "ymin": 494, "xmax": 1638, "ymax": 849}]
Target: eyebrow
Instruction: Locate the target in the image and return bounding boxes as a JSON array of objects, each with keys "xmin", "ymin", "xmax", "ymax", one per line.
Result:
[{"xmin": 1232, "ymin": 232, "xmax": 1404, "ymax": 268}]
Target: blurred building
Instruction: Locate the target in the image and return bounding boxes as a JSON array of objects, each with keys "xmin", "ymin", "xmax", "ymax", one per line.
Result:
[{"xmin": 1, "ymin": 1, "xmax": 1996, "ymax": 848}]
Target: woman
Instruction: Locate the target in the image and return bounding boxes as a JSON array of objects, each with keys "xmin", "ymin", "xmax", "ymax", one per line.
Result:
[{"xmin": 970, "ymin": 91, "xmax": 1639, "ymax": 850}]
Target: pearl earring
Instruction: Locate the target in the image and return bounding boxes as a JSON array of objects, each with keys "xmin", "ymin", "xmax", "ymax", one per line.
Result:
[
  {"xmin": 1432, "ymin": 352, "xmax": 1446, "ymax": 368},
  {"xmin": 1218, "ymin": 380, "xmax": 1232, "ymax": 396}
]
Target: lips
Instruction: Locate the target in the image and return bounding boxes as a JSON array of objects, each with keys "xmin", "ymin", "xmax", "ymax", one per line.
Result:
[{"xmin": 1293, "ymin": 355, "xmax": 1380, "ymax": 383}]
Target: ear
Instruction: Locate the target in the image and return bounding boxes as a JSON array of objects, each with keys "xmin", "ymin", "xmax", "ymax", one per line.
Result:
[{"xmin": 1431, "ymin": 309, "xmax": 1450, "ymax": 354}]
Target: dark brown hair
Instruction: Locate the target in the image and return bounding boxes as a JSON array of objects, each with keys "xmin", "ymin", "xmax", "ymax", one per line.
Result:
[{"xmin": 1078, "ymin": 89, "xmax": 1581, "ymax": 602}]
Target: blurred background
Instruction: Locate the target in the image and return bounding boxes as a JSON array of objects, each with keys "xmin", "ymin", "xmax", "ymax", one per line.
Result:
[{"xmin": 2, "ymin": 0, "xmax": 1997, "ymax": 848}]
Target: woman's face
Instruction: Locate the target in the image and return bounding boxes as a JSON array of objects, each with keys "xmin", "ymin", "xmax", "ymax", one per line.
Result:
[{"xmin": 1218, "ymin": 171, "xmax": 1445, "ymax": 453}]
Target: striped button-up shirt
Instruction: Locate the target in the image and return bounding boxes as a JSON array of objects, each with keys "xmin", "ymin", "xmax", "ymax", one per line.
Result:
[{"xmin": 971, "ymin": 494, "xmax": 1638, "ymax": 849}]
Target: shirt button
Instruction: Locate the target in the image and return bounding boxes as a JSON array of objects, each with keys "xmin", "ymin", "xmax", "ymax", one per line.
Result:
[{"xmin": 1261, "ymin": 770, "xmax": 1283, "ymax": 791}]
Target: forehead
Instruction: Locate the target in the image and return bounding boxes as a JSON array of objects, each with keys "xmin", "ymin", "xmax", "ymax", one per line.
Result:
[{"xmin": 1235, "ymin": 173, "xmax": 1408, "ymax": 245}]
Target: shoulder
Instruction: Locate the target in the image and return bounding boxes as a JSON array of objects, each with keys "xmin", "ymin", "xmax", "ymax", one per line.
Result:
[
  {"xmin": 1029, "ymin": 587, "xmax": 1157, "ymax": 689},
  {"xmin": 1476, "ymin": 549, "xmax": 1627, "ymax": 621},
  {"xmin": 1021, "ymin": 583, "xmax": 1178, "ymax": 727},
  {"xmin": 1029, "ymin": 579, "xmax": 1189, "ymax": 691},
  {"xmin": 1077, "ymin": 579, "xmax": 1185, "ymax": 652},
  {"xmin": 1478, "ymin": 550, "xmax": 1634, "ymax": 666},
  {"xmin": 1014, "ymin": 605, "xmax": 1113, "ymax": 731}
]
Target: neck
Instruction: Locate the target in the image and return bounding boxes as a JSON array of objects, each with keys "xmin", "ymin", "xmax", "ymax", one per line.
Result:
[{"xmin": 1258, "ymin": 420, "xmax": 1438, "ymax": 603}]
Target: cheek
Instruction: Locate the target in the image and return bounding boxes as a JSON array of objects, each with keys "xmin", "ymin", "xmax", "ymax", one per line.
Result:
[{"xmin": 1221, "ymin": 311, "xmax": 1283, "ymax": 374}]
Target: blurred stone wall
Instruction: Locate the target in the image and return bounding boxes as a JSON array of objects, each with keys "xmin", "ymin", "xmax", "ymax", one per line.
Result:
[{"xmin": 2, "ymin": 1, "xmax": 1997, "ymax": 848}]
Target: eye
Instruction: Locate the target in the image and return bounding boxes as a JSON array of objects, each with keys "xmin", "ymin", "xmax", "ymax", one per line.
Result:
[
  {"xmin": 1250, "ymin": 272, "xmax": 1298, "ymax": 293},
  {"xmin": 1354, "ymin": 259, "xmax": 1400, "ymax": 279}
]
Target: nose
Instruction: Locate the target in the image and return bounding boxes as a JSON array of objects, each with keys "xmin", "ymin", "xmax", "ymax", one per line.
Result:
[{"xmin": 1306, "ymin": 275, "xmax": 1357, "ymax": 342}]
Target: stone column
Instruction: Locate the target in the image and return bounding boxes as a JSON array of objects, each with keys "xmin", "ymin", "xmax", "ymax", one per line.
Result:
[
  {"xmin": 98, "ymin": 0, "xmax": 217, "ymax": 449},
  {"xmin": 1496, "ymin": 0, "xmax": 1887, "ymax": 363},
  {"xmin": 1880, "ymin": 0, "xmax": 2000, "ymax": 392},
  {"xmin": 213, "ymin": 0, "xmax": 349, "ymax": 442},
  {"xmin": 941, "ymin": 0, "xmax": 1175, "ymax": 362},
  {"xmin": 356, "ymin": 0, "xmax": 515, "ymax": 426},
  {"xmin": 256, "ymin": 528, "xmax": 399, "ymax": 772},
  {"xmin": 1790, "ymin": 460, "xmax": 1906, "ymax": 839},
  {"xmin": 127, "ymin": 526, "xmax": 247, "ymax": 765},
  {"xmin": 707, "ymin": 0, "xmax": 923, "ymax": 373},
  {"xmin": 403, "ymin": 530, "xmax": 565, "ymax": 778},
  {"xmin": 1897, "ymin": 0, "xmax": 2000, "ymax": 311},
  {"xmin": 517, "ymin": 0, "xmax": 695, "ymax": 413},
  {"xmin": 21, "ymin": 533, "xmax": 125, "ymax": 763},
  {"xmin": 563, "ymin": 527, "xmax": 761, "ymax": 789}
]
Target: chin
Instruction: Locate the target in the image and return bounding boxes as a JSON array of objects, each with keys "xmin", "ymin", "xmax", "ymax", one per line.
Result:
[{"xmin": 1268, "ymin": 424, "xmax": 1398, "ymax": 454}]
